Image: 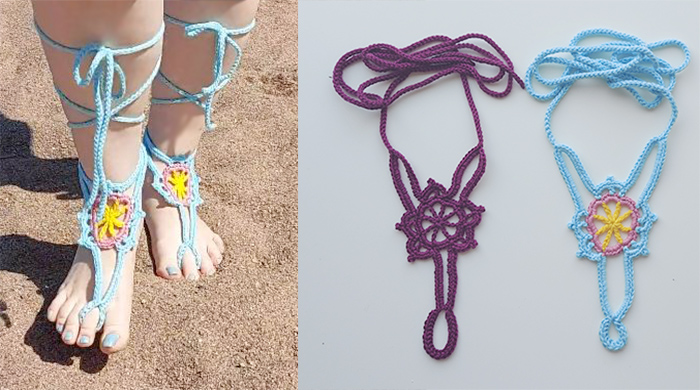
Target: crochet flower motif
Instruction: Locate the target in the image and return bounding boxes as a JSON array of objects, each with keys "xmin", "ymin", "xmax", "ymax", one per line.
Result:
[
  {"xmin": 586, "ymin": 193, "xmax": 640, "ymax": 256},
  {"xmin": 396, "ymin": 180, "xmax": 483, "ymax": 262},
  {"xmin": 163, "ymin": 163, "xmax": 191, "ymax": 205},
  {"xmin": 91, "ymin": 194, "xmax": 133, "ymax": 249}
]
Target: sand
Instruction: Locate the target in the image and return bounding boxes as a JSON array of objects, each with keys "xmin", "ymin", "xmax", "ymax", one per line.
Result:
[{"xmin": 0, "ymin": 1, "xmax": 298, "ymax": 389}]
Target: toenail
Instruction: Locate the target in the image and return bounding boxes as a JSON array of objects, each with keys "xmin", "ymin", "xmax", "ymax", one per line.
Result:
[
  {"xmin": 56, "ymin": 323, "xmax": 64, "ymax": 333},
  {"xmin": 166, "ymin": 266, "xmax": 179, "ymax": 276},
  {"xmin": 79, "ymin": 335, "xmax": 90, "ymax": 345},
  {"xmin": 103, "ymin": 333, "xmax": 119, "ymax": 348},
  {"xmin": 63, "ymin": 331, "xmax": 73, "ymax": 341},
  {"xmin": 187, "ymin": 273, "xmax": 197, "ymax": 281}
]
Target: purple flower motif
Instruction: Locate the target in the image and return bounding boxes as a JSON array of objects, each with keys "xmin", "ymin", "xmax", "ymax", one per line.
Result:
[{"xmin": 396, "ymin": 180, "xmax": 484, "ymax": 262}]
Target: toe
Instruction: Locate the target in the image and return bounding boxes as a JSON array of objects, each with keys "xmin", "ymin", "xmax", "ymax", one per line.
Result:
[
  {"xmin": 76, "ymin": 308, "xmax": 100, "ymax": 348},
  {"xmin": 99, "ymin": 295, "xmax": 132, "ymax": 354},
  {"xmin": 199, "ymin": 251, "xmax": 216, "ymax": 277},
  {"xmin": 156, "ymin": 262, "xmax": 182, "ymax": 280},
  {"xmin": 55, "ymin": 298, "xmax": 76, "ymax": 333},
  {"xmin": 181, "ymin": 252, "xmax": 200, "ymax": 281},
  {"xmin": 152, "ymin": 241, "xmax": 183, "ymax": 280},
  {"xmin": 100, "ymin": 329, "xmax": 128, "ymax": 354},
  {"xmin": 61, "ymin": 304, "xmax": 82, "ymax": 345},
  {"xmin": 47, "ymin": 288, "xmax": 69, "ymax": 323},
  {"xmin": 207, "ymin": 241, "xmax": 222, "ymax": 268},
  {"xmin": 212, "ymin": 234, "xmax": 225, "ymax": 255}
]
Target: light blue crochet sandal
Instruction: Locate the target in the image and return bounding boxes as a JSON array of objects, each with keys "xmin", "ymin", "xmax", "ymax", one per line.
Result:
[
  {"xmin": 143, "ymin": 14, "xmax": 254, "ymax": 271},
  {"xmin": 35, "ymin": 22, "xmax": 164, "ymax": 332}
]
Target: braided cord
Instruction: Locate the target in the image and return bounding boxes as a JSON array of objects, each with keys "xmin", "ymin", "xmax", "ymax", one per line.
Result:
[
  {"xmin": 152, "ymin": 14, "xmax": 255, "ymax": 130},
  {"xmin": 525, "ymin": 28, "xmax": 689, "ymax": 350},
  {"xmin": 333, "ymin": 34, "xmax": 523, "ymax": 359},
  {"xmin": 35, "ymin": 22, "xmax": 164, "ymax": 330}
]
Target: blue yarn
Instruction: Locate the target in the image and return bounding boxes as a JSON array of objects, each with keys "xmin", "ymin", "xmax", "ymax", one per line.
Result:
[
  {"xmin": 151, "ymin": 14, "xmax": 255, "ymax": 131},
  {"xmin": 145, "ymin": 15, "xmax": 253, "ymax": 270},
  {"xmin": 35, "ymin": 22, "xmax": 164, "ymax": 330},
  {"xmin": 143, "ymin": 132, "xmax": 203, "ymax": 269},
  {"xmin": 525, "ymin": 28, "xmax": 689, "ymax": 351}
]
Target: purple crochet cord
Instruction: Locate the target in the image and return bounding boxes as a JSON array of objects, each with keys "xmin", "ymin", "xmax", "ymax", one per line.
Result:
[{"xmin": 333, "ymin": 34, "xmax": 523, "ymax": 359}]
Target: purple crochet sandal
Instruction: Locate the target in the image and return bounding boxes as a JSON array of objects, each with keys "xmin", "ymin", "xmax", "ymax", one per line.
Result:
[{"xmin": 333, "ymin": 34, "xmax": 523, "ymax": 359}]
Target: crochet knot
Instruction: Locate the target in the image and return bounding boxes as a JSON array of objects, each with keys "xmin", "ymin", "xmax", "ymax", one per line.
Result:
[
  {"xmin": 333, "ymin": 33, "xmax": 524, "ymax": 111},
  {"xmin": 73, "ymin": 44, "xmax": 127, "ymax": 103},
  {"xmin": 526, "ymin": 28, "xmax": 690, "ymax": 109}
]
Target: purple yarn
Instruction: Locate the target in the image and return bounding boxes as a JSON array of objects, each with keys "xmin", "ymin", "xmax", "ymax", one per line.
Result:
[{"xmin": 333, "ymin": 34, "xmax": 523, "ymax": 359}]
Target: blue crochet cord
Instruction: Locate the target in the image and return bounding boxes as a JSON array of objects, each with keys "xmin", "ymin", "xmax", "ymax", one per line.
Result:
[
  {"xmin": 525, "ymin": 28, "xmax": 690, "ymax": 351},
  {"xmin": 35, "ymin": 22, "xmax": 164, "ymax": 330},
  {"xmin": 151, "ymin": 14, "xmax": 255, "ymax": 131},
  {"xmin": 143, "ymin": 132, "xmax": 203, "ymax": 268},
  {"xmin": 144, "ymin": 15, "xmax": 253, "ymax": 270}
]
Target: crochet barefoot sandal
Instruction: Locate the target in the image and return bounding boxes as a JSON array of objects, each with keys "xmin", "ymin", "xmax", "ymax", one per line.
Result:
[
  {"xmin": 35, "ymin": 23, "xmax": 164, "ymax": 330},
  {"xmin": 143, "ymin": 15, "xmax": 255, "ymax": 270},
  {"xmin": 525, "ymin": 29, "xmax": 690, "ymax": 350},
  {"xmin": 333, "ymin": 35, "xmax": 523, "ymax": 359}
]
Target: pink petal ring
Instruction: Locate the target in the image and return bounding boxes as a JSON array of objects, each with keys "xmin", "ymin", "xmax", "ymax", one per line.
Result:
[{"xmin": 585, "ymin": 193, "xmax": 640, "ymax": 256}]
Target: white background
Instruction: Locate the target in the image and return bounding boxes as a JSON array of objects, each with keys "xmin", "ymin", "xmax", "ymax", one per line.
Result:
[{"xmin": 298, "ymin": 1, "xmax": 700, "ymax": 389}]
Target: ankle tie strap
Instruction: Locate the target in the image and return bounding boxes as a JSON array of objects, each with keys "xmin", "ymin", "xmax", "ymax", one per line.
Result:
[
  {"xmin": 35, "ymin": 22, "xmax": 164, "ymax": 330},
  {"xmin": 152, "ymin": 14, "xmax": 255, "ymax": 131}
]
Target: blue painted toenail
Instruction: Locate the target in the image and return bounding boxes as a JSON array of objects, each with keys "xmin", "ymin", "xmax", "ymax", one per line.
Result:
[
  {"xmin": 166, "ymin": 266, "xmax": 179, "ymax": 276},
  {"xmin": 63, "ymin": 331, "xmax": 73, "ymax": 341},
  {"xmin": 79, "ymin": 335, "xmax": 90, "ymax": 345},
  {"xmin": 103, "ymin": 333, "xmax": 119, "ymax": 348},
  {"xmin": 56, "ymin": 324, "xmax": 64, "ymax": 333}
]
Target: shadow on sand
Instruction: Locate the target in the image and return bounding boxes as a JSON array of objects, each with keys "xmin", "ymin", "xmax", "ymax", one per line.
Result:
[
  {"xmin": 0, "ymin": 113, "xmax": 80, "ymax": 199},
  {"xmin": 0, "ymin": 113, "xmax": 107, "ymax": 372}
]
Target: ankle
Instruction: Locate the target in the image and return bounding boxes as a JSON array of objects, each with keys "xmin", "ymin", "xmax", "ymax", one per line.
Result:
[{"xmin": 146, "ymin": 105, "xmax": 205, "ymax": 156}]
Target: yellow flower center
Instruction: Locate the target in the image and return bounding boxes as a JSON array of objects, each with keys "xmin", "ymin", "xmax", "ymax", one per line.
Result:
[
  {"xmin": 96, "ymin": 200, "xmax": 128, "ymax": 240},
  {"xmin": 592, "ymin": 201, "xmax": 633, "ymax": 251},
  {"xmin": 168, "ymin": 170, "xmax": 189, "ymax": 201}
]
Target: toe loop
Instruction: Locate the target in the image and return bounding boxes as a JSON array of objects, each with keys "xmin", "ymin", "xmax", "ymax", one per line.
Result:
[
  {"xmin": 422, "ymin": 307, "xmax": 458, "ymax": 360},
  {"xmin": 599, "ymin": 316, "xmax": 628, "ymax": 351}
]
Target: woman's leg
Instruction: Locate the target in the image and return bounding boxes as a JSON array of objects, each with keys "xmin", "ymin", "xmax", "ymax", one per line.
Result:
[
  {"xmin": 33, "ymin": 0, "xmax": 163, "ymax": 353},
  {"xmin": 144, "ymin": 0, "xmax": 259, "ymax": 280}
]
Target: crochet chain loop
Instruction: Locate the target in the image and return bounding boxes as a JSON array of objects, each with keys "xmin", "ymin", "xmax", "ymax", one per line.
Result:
[
  {"xmin": 525, "ymin": 28, "xmax": 689, "ymax": 144},
  {"xmin": 333, "ymin": 33, "xmax": 524, "ymax": 114},
  {"xmin": 333, "ymin": 34, "xmax": 522, "ymax": 359}
]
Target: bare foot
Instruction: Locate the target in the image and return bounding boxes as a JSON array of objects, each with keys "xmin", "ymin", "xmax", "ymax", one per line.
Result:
[
  {"xmin": 142, "ymin": 164, "xmax": 225, "ymax": 281},
  {"xmin": 46, "ymin": 231, "xmax": 138, "ymax": 354}
]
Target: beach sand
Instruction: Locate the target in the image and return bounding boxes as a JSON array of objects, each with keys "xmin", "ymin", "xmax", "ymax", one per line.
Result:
[{"xmin": 0, "ymin": 0, "xmax": 298, "ymax": 389}]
